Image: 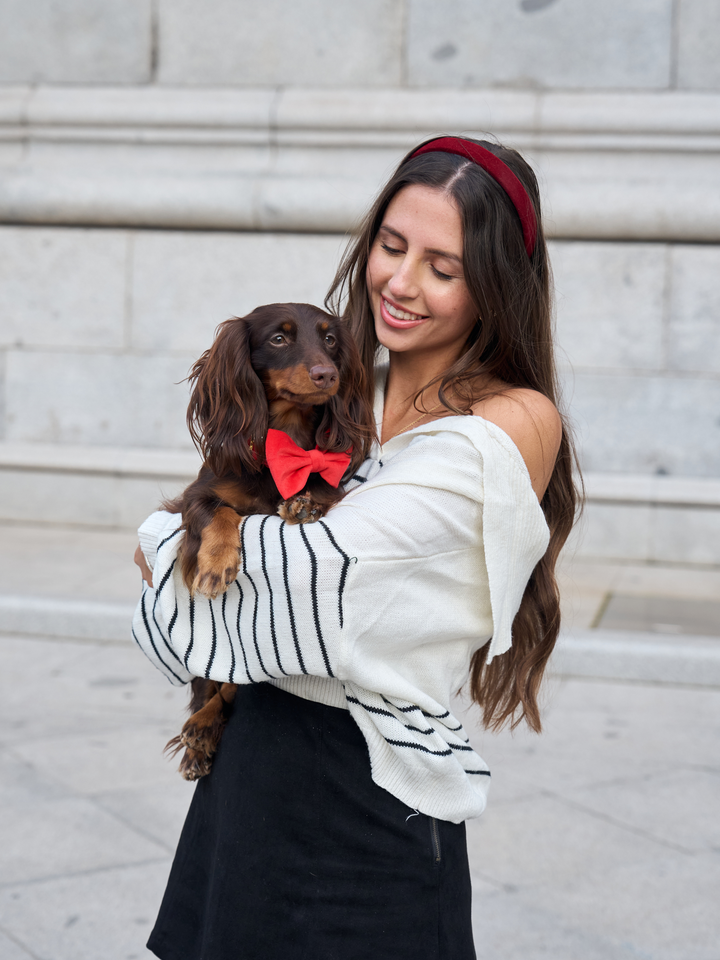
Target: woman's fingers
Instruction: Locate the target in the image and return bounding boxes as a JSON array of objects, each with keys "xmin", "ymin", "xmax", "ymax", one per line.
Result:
[{"xmin": 134, "ymin": 544, "xmax": 154, "ymax": 588}]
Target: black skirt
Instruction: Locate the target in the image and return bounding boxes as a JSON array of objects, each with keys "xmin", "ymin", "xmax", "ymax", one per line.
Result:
[{"xmin": 148, "ymin": 682, "xmax": 476, "ymax": 960}]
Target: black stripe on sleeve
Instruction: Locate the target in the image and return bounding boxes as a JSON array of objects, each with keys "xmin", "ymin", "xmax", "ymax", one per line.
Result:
[
  {"xmin": 345, "ymin": 695, "xmax": 435, "ymax": 734},
  {"xmin": 382, "ymin": 699, "xmax": 423, "ymax": 714},
  {"xmin": 168, "ymin": 601, "xmax": 178, "ymax": 640},
  {"xmin": 184, "ymin": 596, "xmax": 195, "ymax": 669},
  {"xmin": 221, "ymin": 591, "xmax": 236, "ymax": 683},
  {"xmin": 260, "ymin": 516, "xmax": 287, "ymax": 676},
  {"xmin": 139, "ymin": 590, "xmax": 186, "ymax": 684},
  {"xmin": 157, "ymin": 527, "xmax": 183, "ymax": 553},
  {"xmin": 234, "ymin": 578, "xmax": 255, "ymax": 683},
  {"xmin": 151, "ymin": 560, "xmax": 183, "ymax": 666},
  {"xmin": 464, "ymin": 769, "xmax": 492, "ymax": 776},
  {"xmin": 317, "ymin": 520, "xmax": 352, "ymax": 629},
  {"xmin": 299, "ymin": 523, "xmax": 335, "ymax": 678},
  {"xmin": 279, "ymin": 522, "xmax": 307, "ymax": 674},
  {"xmin": 242, "ymin": 517, "xmax": 272, "ymax": 678},
  {"xmin": 204, "ymin": 599, "xmax": 218, "ymax": 679},
  {"xmin": 383, "ymin": 739, "xmax": 453, "ymax": 757}
]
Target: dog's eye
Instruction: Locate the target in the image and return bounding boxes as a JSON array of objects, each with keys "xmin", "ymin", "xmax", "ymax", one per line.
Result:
[
  {"xmin": 270, "ymin": 335, "xmax": 287, "ymax": 346},
  {"xmin": 324, "ymin": 334, "xmax": 337, "ymax": 347}
]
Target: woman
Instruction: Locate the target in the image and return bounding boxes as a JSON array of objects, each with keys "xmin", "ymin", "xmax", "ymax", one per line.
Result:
[{"xmin": 133, "ymin": 136, "xmax": 578, "ymax": 960}]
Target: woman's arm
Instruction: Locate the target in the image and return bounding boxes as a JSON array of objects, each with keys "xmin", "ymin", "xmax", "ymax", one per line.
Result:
[
  {"xmin": 132, "ymin": 422, "xmax": 548, "ymax": 693},
  {"xmin": 132, "ymin": 452, "xmax": 483, "ymax": 695}
]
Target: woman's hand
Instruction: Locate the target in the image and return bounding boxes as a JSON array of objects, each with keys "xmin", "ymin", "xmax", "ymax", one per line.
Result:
[{"xmin": 134, "ymin": 544, "xmax": 154, "ymax": 588}]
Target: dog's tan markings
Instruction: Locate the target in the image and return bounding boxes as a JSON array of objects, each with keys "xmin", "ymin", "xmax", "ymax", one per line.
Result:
[
  {"xmin": 265, "ymin": 364, "xmax": 340, "ymax": 401},
  {"xmin": 319, "ymin": 321, "xmax": 329, "ymax": 333},
  {"xmin": 193, "ymin": 505, "xmax": 242, "ymax": 599},
  {"xmin": 212, "ymin": 479, "xmax": 257, "ymax": 514},
  {"xmin": 269, "ymin": 400, "xmax": 316, "ymax": 442},
  {"xmin": 281, "ymin": 322, "xmax": 293, "ymax": 333}
]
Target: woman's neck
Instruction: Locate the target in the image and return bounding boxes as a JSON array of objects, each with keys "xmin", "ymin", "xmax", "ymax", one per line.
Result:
[{"xmin": 381, "ymin": 348, "xmax": 458, "ymax": 444}]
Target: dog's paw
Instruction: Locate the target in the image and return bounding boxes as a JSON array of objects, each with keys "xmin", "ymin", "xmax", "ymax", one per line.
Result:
[
  {"xmin": 192, "ymin": 547, "xmax": 240, "ymax": 599},
  {"xmin": 278, "ymin": 494, "xmax": 322, "ymax": 525},
  {"xmin": 178, "ymin": 745, "xmax": 213, "ymax": 781}
]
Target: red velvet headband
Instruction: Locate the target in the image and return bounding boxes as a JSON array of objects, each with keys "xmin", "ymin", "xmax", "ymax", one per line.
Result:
[{"xmin": 408, "ymin": 137, "xmax": 537, "ymax": 257}]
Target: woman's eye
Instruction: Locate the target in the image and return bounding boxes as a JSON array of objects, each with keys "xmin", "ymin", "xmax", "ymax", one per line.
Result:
[
  {"xmin": 324, "ymin": 335, "xmax": 336, "ymax": 347},
  {"xmin": 432, "ymin": 266, "xmax": 454, "ymax": 281},
  {"xmin": 380, "ymin": 242, "xmax": 403, "ymax": 256},
  {"xmin": 270, "ymin": 334, "xmax": 286, "ymax": 345}
]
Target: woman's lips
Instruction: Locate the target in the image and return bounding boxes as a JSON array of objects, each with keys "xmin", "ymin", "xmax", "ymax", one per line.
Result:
[{"xmin": 379, "ymin": 297, "xmax": 429, "ymax": 329}]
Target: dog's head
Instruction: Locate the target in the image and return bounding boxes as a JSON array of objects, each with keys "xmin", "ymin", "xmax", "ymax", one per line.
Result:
[{"xmin": 187, "ymin": 303, "xmax": 374, "ymax": 477}]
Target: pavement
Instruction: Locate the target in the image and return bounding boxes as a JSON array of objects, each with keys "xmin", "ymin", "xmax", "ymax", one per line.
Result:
[{"xmin": 0, "ymin": 520, "xmax": 719, "ymax": 960}]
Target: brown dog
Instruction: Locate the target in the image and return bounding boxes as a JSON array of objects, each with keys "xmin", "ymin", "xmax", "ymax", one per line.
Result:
[{"xmin": 163, "ymin": 302, "xmax": 374, "ymax": 779}]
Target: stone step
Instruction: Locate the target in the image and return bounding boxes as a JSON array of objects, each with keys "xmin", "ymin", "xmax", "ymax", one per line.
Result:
[
  {"xmin": 2, "ymin": 441, "xmax": 720, "ymax": 565},
  {"xmin": 1, "ymin": 592, "xmax": 717, "ymax": 687},
  {"xmin": 0, "ymin": 441, "xmax": 199, "ymax": 530},
  {"xmin": 553, "ymin": 629, "xmax": 720, "ymax": 688}
]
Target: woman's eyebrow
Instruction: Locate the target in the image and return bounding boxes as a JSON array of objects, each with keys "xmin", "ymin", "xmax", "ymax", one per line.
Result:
[{"xmin": 379, "ymin": 225, "xmax": 462, "ymax": 264}]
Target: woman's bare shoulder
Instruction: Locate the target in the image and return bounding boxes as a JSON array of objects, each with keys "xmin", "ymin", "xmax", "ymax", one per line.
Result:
[{"xmin": 471, "ymin": 386, "xmax": 562, "ymax": 500}]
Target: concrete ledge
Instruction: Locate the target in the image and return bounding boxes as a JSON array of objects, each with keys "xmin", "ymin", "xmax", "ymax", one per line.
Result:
[
  {"xmin": 1, "ymin": 86, "xmax": 719, "ymax": 240},
  {"xmin": 584, "ymin": 472, "xmax": 720, "ymax": 509},
  {"xmin": 0, "ymin": 443, "xmax": 199, "ymax": 529},
  {"xmin": 3, "ymin": 591, "xmax": 718, "ymax": 688},
  {"xmin": 1, "ymin": 445, "xmax": 719, "ymax": 565},
  {"xmin": 553, "ymin": 629, "xmax": 720, "ymax": 687},
  {"xmin": 0, "ymin": 441, "xmax": 200, "ymax": 478},
  {"xmin": 0, "ymin": 595, "xmax": 136, "ymax": 643},
  {"xmin": 576, "ymin": 473, "xmax": 720, "ymax": 566}
]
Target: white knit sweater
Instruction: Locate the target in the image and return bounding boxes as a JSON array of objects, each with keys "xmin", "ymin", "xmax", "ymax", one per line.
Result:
[{"xmin": 133, "ymin": 371, "xmax": 549, "ymax": 823}]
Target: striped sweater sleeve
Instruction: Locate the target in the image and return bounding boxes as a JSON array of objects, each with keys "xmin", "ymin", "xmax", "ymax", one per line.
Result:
[{"xmin": 132, "ymin": 510, "xmax": 354, "ymax": 687}]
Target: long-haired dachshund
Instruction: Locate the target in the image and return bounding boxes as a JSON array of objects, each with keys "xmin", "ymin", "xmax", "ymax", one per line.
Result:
[{"xmin": 164, "ymin": 302, "xmax": 374, "ymax": 779}]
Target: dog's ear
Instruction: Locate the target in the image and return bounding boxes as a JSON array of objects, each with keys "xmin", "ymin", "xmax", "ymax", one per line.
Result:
[
  {"xmin": 315, "ymin": 320, "xmax": 375, "ymax": 475},
  {"xmin": 187, "ymin": 316, "xmax": 268, "ymax": 476}
]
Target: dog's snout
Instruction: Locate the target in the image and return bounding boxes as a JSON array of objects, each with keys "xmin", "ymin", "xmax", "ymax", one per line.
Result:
[{"xmin": 309, "ymin": 365, "xmax": 338, "ymax": 389}]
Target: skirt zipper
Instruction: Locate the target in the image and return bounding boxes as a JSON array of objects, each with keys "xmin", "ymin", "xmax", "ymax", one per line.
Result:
[{"xmin": 430, "ymin": 818, "xmax": 442, "ymax": 864}]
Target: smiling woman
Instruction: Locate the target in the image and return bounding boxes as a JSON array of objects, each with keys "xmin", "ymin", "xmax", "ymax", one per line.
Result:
[{"xmin": 133, "ymin": 135, "xmax": 580, "ymax": 960}]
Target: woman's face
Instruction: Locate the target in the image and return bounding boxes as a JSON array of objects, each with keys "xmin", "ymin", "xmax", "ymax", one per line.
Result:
[{"xmin": 366, "ymin": 184, "xmax": 478, "ymax": 361}]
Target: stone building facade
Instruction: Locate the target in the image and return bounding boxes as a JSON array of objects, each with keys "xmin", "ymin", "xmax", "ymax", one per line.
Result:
[{"xmin": 1, "ymin": 0, "xmax": 719, "ymax": 563}]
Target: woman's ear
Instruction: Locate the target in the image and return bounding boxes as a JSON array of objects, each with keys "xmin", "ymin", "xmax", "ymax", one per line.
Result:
[{"xmin": 187, "ymin": 316, "xmax": 268, "ymax": 477}]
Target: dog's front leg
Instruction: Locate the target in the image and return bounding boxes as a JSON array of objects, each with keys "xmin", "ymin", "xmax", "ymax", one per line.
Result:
[{"xmin": 193, "ymin": 505, "xmax": 243, "ymax": 598}]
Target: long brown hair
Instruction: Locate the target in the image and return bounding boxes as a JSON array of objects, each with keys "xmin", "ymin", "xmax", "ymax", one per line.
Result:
[{"xmin": 326, "ymin": 137, "xmax": 582, "ymax": 733}]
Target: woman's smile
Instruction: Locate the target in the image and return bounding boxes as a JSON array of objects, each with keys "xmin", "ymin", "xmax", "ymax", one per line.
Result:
[{"xmin": 380, "ymin": 295, "xmax": 429, "ymax": 328}]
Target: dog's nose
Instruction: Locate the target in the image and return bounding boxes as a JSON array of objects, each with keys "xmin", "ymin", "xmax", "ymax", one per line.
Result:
[{"xmin": 309, "ymin": 365, "xmax": 338, "ymax": 389}]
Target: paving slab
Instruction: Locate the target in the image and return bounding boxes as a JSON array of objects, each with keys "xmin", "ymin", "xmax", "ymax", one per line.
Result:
[
  {"xmin": 0, "ymin": 525, "xmax": 719, "ymax": 958},
  {"xmin": 0, "ymin": 861, "xmax": 172, "ymax": 960},
  {"xmin": 459, "ymin": 677, "xmax": 720, "ymax": 960}
]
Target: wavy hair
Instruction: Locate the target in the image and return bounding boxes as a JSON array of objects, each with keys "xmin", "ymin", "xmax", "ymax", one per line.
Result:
[{"xmin": 326, "ymin": 138, "xmax": 582, "ymax": 732}]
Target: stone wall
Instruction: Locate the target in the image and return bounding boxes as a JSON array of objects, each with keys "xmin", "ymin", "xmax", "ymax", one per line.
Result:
[
  {"xmin": 1, "ymin": 0, "xmax": 719, "ymax": 90},
  {"xmin": 2, "ymin": 226, "xmax": 718, "ymax": 479},
  {"xmin": 0, "ymin": 0, "xmax": 718, "ymax": 560}
]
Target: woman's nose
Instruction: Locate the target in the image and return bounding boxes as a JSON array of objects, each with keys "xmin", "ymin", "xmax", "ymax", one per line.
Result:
[{"xmin": 387, "ymin": 257, "xmax": 419, "ymax": 300}]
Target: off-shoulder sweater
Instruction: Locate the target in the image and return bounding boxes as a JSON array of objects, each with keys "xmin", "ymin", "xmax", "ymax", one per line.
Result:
[{"xmin": 133, "ymin": 370, "xmax": 550, "ymax": 823}]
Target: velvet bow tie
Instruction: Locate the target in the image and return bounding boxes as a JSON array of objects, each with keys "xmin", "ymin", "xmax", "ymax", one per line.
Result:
[{"xmin": 265, "ymin": 429, "xmax": 351, "ymax": 500}]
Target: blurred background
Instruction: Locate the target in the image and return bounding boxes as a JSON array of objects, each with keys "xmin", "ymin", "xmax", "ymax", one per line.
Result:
[{"xmin": 0, "ymin": 2, "xmax": 718, "ymax": 959}]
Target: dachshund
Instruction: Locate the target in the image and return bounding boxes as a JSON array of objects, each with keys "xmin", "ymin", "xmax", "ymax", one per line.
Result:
[{"xmin": 163, "ymin": 302, "xmax": 374, "ymax": 780}]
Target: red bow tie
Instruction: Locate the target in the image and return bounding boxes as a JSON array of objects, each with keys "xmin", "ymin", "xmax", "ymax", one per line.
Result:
[{"xmin": 265, "ymin": 429, "xmax": 351, "ymax": 500}]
